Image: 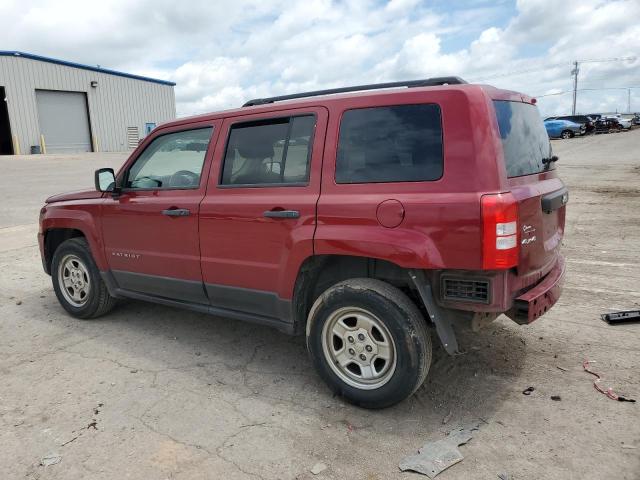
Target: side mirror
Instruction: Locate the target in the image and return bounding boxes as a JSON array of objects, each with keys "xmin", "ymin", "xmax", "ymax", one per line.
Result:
[{"xmin": 95, "ymin": 168, "xmax": 116, "ymax": 192}]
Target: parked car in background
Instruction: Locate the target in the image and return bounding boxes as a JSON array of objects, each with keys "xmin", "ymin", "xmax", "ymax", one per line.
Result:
[
  {"xmin": 633, "ymin": 113, "xmax": 640, "ymax": 125},
  {"xmin": 603, "ymin": 114, "xmax": 632, "ymax": 130},
  {"xmin": 619, "ymin": 114, "xmax": 638, "ymax": 127},
  {"xmin": 593, "ymin": 117, "xmax": 623, "ymax": 134},
  {"xmin": 544, "ymin": 119, "xmax": 585, "ymax": 139},
  {"xmin": 545, "ymin": 115, "xmax": 595, "ymax": 133}
]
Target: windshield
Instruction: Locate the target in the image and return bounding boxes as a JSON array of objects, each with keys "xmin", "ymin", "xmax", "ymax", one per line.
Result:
[{"xmin": 493, "ymin": 100, "xmax": 553, "ymax": 177}]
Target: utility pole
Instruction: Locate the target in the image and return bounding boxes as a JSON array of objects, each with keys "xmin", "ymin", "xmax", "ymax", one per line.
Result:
[
  {"xmin": 628, "ymin": 88, "xmax": 631, "ymax": 113},
  {"xmin": 570, "ymin": 56, "xmax": 636, "ymax": 115},
  {"xmin": 571, "ymin": 61, "xmax": 579, "ymax": 115}
]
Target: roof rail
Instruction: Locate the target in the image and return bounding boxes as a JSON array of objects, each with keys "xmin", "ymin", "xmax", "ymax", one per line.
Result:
[{"xmin": 242, "ymin": 76, "xmax": 468, "ymax": 107}]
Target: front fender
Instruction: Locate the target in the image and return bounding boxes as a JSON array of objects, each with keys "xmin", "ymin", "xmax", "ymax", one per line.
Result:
[{"xmin": 40, "ymin": 201, "xmax": 106, "ymax": 270}]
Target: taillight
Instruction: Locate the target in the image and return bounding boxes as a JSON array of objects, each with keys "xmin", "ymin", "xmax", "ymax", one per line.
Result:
[{"xmin": 482, "ymin": 192, "xmax": 519, "ymax": 269}]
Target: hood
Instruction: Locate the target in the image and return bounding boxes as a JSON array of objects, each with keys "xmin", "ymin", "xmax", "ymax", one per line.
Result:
[{"xmin": 45, "ymin": 189, "xmax": 104, "ymax": 204}]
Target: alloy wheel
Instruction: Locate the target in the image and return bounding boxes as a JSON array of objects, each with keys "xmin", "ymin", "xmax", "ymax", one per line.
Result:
[
  {"xmin": 58, "ymin": 254, "xmax": 91, "ymax": 307},
  {"xmin": 321, "ymin": 307, "xmax": 397, "ymax": 390}
]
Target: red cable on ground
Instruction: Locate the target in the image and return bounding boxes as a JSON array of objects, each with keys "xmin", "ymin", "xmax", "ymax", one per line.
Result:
[{"xmin": 583, "ymin": 359, "xmax": 635, "ymax": 402}]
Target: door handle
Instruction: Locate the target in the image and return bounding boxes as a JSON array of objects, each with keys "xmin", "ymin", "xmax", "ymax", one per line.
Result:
[
  {"xmin": 162, "ymin": 208, "xmax": 190, "ymax": 217},
  {"xmin": 263, "ymin": 209, "xmax": 300, "ymax": 219}
]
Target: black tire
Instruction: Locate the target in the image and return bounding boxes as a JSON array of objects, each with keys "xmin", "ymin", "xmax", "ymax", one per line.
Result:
[
  {"xmin": 306, "ymin": 278, "xmax": 432, "ymax": 409},
  {"xmin": 51, "ymin": 237, "xmax": 116, "ymax": 319},
  {"xmin": 561, "ymin": 130, "xmax": 573, "ymax": 139}
]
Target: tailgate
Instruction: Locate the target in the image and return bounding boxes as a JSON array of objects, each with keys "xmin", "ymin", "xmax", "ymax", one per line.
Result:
[
  {"xmin": 493, "ymin": 99, "xmax": 568, "ymax": 278},
  {"xmin": 509, "ymin": 177, "xmax": 567, "ymax": 276}
]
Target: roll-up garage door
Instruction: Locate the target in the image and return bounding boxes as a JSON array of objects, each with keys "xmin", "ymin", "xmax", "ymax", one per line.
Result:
[{"xmin": 36, "ymin": 90, "xmax": 92, "ymax": 153}]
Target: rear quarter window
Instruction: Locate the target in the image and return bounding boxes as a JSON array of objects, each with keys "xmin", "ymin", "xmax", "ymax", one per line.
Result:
[
  {"xmin": 336, "ymin": 104, "xmax": 443, "ymax": 184},
  {"xmin": 494, "ymin": 100, "xmax": 553, "ymax": 178}
]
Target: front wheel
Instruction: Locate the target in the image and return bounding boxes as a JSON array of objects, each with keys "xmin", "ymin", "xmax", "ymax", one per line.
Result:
[
  {"xmin": 51, "ymin": 238, "xmax": 116, "ymax": 319},
  {"xmin": 561, "ymin": 130, "xmax": 573, "ymax": 139},
  {"xmin": 306, "ymin": 278, "xmax": 432, "ymax": 408}
]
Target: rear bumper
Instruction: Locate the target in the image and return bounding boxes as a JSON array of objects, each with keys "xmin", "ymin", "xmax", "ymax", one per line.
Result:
[{"xmin": 506, "ymin": 254, "xmax": 565, "ymax": 324}]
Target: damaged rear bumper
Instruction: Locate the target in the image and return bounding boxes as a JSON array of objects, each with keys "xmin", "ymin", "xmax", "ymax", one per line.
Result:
[{"xmin": 507, "ymin": 254, "xmax": 566, "ymax": 324}]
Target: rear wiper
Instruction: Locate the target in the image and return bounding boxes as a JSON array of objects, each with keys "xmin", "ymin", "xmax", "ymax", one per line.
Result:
[{"xmin": 542, "ymin": 155, "xmax": 559, "ymax": 165}]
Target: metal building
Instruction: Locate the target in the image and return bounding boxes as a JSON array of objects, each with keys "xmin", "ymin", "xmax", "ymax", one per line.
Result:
[{"xmin": 0, "ymin": 51, "xmax": 176, "ymax": 155}]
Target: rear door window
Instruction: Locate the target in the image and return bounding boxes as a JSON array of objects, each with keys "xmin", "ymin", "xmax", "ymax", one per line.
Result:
[
  {"xmin": 220, "ymin": 115, "xmax": 316, "ymax": 186},
  {"xmin": 336, "ymin": 104, "xmax": 443, "ymax": 184},
  {"xmin": 494, "ymin": 100, "xmax": 553, "ymax": 178}
]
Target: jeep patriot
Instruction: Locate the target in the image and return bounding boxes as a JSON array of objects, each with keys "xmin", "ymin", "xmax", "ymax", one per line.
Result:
[{"xmin": 39, "ymin": 77, "xmax": 567, "ymax": 408}]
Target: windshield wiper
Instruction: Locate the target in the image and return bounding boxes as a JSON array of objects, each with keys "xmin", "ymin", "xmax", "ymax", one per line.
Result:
[{"xmin": 541, "ymin": 155, "xmax": 559, "ymax": 165}]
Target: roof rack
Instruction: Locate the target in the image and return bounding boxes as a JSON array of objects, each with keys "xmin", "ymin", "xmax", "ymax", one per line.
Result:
[{"xmin": 242, "ymin": 76, "xmax": 468, "ymax": 107}]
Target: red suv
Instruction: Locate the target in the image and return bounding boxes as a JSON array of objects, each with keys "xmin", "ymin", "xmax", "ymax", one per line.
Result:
[{"xmin": 39, "ymin": 77, "xmax": 567, "ymax": 408}]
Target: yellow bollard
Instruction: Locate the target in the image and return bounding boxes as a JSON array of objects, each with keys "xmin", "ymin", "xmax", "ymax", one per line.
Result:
[
  {"xmin": 12, "ymin": 135, "xmax": 20, "ymax": 155},
  {"xmin": 40, "ymin": 134, "xmax": 47, "ymax": 154}
]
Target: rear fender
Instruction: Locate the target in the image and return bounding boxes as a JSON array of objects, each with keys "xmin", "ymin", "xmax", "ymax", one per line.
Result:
[{"xmin": 313, "ymin": 227, "xmax": 443, "ymax": 269}]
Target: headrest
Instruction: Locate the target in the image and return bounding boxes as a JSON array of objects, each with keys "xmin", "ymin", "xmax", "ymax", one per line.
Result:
[{"xmin": 237, "ymin": 142, "xmax": 274, "ymax": 159}]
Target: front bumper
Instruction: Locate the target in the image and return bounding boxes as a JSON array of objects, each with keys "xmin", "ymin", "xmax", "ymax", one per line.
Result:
[
  {"xmin": 38, "ymin": 232, "xmax": 50, "ymax": 274},
  {"xmin": 506, "ymin": 254, "xmax": 566, "ymax": 324}
]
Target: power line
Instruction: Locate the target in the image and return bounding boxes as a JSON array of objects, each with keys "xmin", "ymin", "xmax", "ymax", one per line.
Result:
[
  {"xmin": 535, "ymin": 86, "xmax": 640, "ymax": 98},
  {"xmin": 574, "ymin": 56, "xmax": 638, "ymax": 64},
  {"xmin": 471, "ymin": 62, "xmax": 570, "ymax": 82}
]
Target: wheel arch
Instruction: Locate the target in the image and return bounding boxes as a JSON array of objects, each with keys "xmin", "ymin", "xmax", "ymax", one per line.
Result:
[
  {"xmin": 291, "ymin": 254, "xmax": 468, "ymax": 356},
  {"xmin": 41, "ymin": 205, "xmax": 106, "ymax": 275},
  {"xmin": 43, "ymin": 228, "xmax": 86, "ymax": 274},
  {"xmin": 291, "ymin": 254, "xmax": 424, "ymax": 334}
]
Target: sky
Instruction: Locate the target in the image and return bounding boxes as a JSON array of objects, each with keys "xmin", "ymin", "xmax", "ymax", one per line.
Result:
[{"xmin": 0, "ymin": 0, "xmax": 638, "ymax": 117}]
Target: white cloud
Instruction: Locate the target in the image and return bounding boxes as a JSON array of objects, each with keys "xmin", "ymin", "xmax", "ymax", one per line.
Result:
[
  {"xmin": 0, "ymin": 0, "xmax": 638, "ymax": 116},
  {"xmin": 385, "ymin": 0, "xmax": 421, "ymax": 13}
]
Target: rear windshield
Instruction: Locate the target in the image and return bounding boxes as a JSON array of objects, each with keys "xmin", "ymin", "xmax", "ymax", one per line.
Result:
[{"xmin": 493, "ymin": 100, "xmax": 553, "ymax": 178}]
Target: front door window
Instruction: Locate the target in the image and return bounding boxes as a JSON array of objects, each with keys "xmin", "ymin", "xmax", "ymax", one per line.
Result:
[{"xmin": 126, "ymin": 127, "xmax": 213, "ymax": 189}]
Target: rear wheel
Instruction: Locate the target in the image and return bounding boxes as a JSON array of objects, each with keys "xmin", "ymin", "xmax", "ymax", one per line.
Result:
[
  {"xmin": 51, "ymin": 238, "xmax": 116, "ymax": 319},
  {"xmin": 561, "ymin": 130, "xmax": 573, "ymax": 139},
  {"xmin": 306, "ymin": 278, "xmax": 431, "ymax": 408}
]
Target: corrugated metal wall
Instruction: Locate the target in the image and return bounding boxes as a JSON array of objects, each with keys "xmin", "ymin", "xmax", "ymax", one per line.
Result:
[{"xmin": 0, "ymin": 55, "xmax": 175, "ymax": 154}]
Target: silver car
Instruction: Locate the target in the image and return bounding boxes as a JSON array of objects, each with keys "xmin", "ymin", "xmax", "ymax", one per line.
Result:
[{"xmin": 603, "ymin": 114, "xmax": 633, "ymax": 129}]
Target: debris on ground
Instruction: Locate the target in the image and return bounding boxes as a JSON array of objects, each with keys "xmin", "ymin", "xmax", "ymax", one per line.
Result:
[
  {"xmin": 60, "ymin": 435, "xmax": 79, "ymax": 447},
  {"xmin": 399, "ymin": 422, "xmax": 480, "ymax": 478},
  {"xmin": 442, "ymin": 411, "xmax": 453, "ymax": 425},
  {"xmin": 551, "ymin": 395, "xmax": 562, "ymax": 401},
  {"xmin": 310, "ymin": 462, "xmax": 327, "ymax": 475},
  {"xmin": 556, "ymin": 366, "xmax": 568, "ymax": 372},
  {"xmin": 93, "ymin": 403, "xmax": 104, "ymax": 415},
  {"xmin": 87, "ymin": 420, "xmax": 98, "ymax": 429},
  {"xmin": 522, "ymin": 387, "xmax": 534, "ymax": 395},
  {"xmin": 601, "ymin": 310, "xmax": 640, "ymax": 324},
  {"xmin": 40, "ymin": 453, "xmax": 62, "ymax": 467},
  {"xmin": 497, "ymin": 473, "xmax": 511, "ymax": 480},
  {"xmin": 583, "ymin": 359, "xmax": 636, "ymax": 402}
]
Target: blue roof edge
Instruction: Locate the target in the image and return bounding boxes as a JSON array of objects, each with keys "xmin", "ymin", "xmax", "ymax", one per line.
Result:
[{"xmin": 0, "ymin": 51, "xmax": 176, "ymax": 86}]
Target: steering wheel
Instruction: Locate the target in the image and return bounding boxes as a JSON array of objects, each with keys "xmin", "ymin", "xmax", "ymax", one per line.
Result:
[{"xmin": 169, "ymin": 170, "xmax": 200, "ymax": 187}]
